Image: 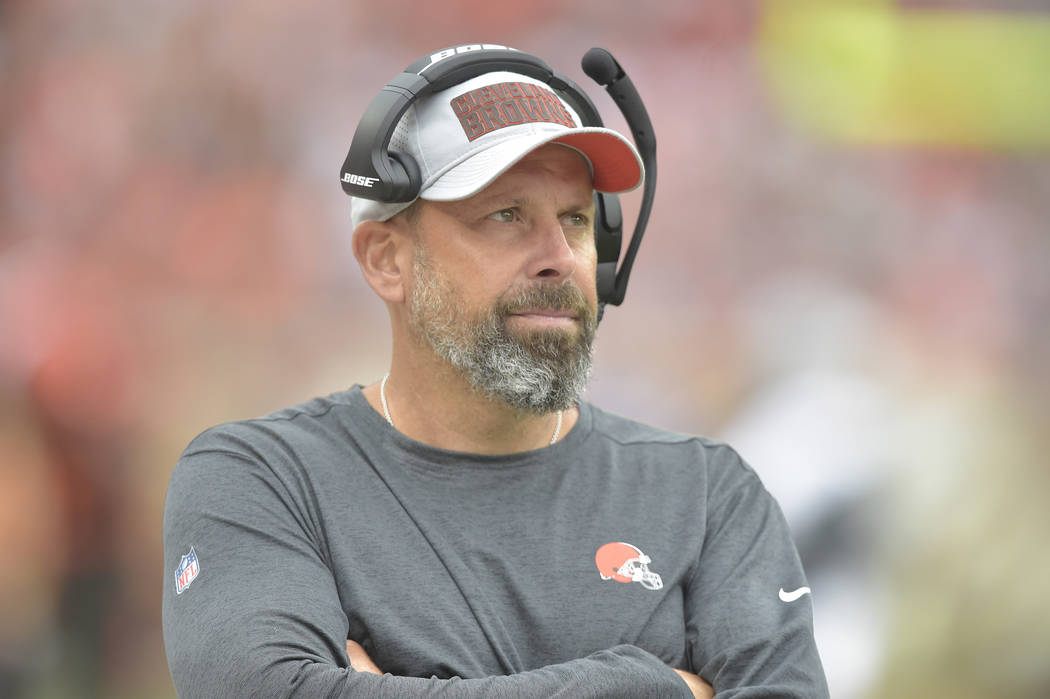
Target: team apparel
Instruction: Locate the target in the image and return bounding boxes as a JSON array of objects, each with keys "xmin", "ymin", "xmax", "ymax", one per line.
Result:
[{"xmin": 162, "ymin": 386, "xmax": 828, "ymax": 697}]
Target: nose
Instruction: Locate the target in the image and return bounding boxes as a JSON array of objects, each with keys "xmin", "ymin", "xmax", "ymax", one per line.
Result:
[{"xmin": 527, "ymin": 216, "xmax": 577, "ymax": 282}]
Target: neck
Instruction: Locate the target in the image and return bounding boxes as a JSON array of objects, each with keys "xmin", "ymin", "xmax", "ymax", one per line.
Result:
[{"xmin": 363, "ymin": 348, "xmax": 576, "ymax": 454}]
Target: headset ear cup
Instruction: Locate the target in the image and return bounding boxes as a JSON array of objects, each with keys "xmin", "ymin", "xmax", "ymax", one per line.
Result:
[
  {"xmin": 594, "ymin": 193, "xmax": 622, "ymax": 304},
  {"xmin": 385, "ymin": 151, "xmax": 423, "ymax": 202}
]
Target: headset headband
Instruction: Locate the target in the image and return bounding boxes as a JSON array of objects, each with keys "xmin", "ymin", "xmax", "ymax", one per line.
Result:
[{"xmin": 340, "ymin": 46, "xmax": 602, "ymax": 202}]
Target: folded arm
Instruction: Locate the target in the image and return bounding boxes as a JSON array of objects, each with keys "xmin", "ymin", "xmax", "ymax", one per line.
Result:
[
  {"xmin": 684, "ymin": 448, "xmax": 829, "ymax": 697},
  {"xmin": 347, "ymin": 640, "xmax": 712, "ymax": 699}
]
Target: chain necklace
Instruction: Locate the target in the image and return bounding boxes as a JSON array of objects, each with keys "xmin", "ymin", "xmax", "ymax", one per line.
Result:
[{"xmin": 379, "ymin": 373, "xmax": 562, "ymax": 446}]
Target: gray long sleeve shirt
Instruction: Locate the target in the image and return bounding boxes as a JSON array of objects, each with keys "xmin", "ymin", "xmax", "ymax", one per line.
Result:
[{"xmin": 162, "ymin": 386, "xmax": 828, "ymax": 697}]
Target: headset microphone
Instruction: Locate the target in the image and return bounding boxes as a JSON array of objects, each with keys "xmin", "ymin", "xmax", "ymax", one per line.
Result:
[{"xmin": 581, "ymin": 48, "xmax": 657, "ymax": 315}]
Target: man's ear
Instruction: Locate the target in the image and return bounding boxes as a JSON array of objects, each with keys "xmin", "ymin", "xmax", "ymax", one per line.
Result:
[{"xmin": 352, "ymin": 219, "xmax": 411, "ymax": 304}]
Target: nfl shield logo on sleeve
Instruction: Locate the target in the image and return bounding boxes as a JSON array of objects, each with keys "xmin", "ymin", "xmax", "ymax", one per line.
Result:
[{"xmin": 175, "ymin": 547, "xmax": 200, "ymax": 595}]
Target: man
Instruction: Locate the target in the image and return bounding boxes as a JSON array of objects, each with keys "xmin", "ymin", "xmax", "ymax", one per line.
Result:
[{"xmin": 162, "ymin": 53, "xmax": 829, "ymax": 698}]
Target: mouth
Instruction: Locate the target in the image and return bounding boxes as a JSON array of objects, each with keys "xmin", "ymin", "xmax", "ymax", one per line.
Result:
[{"xmin": 506, "ymin": 308, "xmax": 579, "ymax": 328}]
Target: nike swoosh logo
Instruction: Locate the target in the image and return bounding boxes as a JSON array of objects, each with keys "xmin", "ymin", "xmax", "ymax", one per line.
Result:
[{"xmin": 778, "ymin": 586, "xmax": 812, "ymax": 602}]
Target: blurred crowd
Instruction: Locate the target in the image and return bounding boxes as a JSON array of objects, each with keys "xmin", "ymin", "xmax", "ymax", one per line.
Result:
[{"xmin": 2, "ymin": 1, "xmax": 1049, "ymax": 697}]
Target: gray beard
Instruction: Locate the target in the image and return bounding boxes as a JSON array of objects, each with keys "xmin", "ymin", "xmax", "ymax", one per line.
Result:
[{"xmin": 408, "ymin": 246, "xmax": 596, "ymax": 414}]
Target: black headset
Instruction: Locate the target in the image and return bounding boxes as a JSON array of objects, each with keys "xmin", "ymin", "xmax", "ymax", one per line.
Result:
[{"xmin": 340, "ymin": 44, "xmax": 657, "ymax": 320}]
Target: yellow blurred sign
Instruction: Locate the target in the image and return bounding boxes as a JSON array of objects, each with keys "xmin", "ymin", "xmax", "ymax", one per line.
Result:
[{"xmin": 758, "ymin": 0, "xmax": 1050, "ymax": 148}]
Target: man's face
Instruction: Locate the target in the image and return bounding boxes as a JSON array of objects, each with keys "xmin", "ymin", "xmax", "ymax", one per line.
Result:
[{"xmin": 405, "ymin": 144, "xmax": 600, "ymax": 413}]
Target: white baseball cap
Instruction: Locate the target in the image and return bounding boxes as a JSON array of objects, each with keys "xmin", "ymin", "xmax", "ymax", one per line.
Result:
[{"xmin": 350, "ymin": 70, "xmax": 644, "ymax": 228}]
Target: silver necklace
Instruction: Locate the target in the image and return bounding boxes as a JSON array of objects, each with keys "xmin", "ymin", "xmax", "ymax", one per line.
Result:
[{"xmin": 380, "ymin": 373, "xmax": 563, "ymax": 446}]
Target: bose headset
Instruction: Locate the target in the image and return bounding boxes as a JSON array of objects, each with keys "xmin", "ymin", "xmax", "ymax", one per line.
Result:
[{"xmin": 340, "ymin": 44, "xmax": 657, "ymax": 321}]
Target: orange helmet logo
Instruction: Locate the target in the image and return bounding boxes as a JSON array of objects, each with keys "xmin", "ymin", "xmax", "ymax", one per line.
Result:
[{"xmin": 595, "ymin": 542, "xmax": 663, "ymax": 590}]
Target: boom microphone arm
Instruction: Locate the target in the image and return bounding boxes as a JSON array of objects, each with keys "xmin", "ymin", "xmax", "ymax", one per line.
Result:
[{"xmin": 581, "ymin": 47, "xmax": 657, "ymax": 308}]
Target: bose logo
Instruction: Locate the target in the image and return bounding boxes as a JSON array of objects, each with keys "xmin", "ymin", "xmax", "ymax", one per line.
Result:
[
  {"xmin": 426, "ymin": 44, "xmax": 517, "ymax": 69},
  {"xmin": 343, "ymin": 173, "xmax": 380, "ymax": 188}
]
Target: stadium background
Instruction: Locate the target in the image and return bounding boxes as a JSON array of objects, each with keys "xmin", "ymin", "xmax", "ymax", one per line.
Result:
[{"xmin": 2, "ymin": 1, "xmax": 1049, "ymax": 697}]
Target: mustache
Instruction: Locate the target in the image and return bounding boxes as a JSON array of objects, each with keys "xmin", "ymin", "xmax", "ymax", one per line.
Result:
[{"xmin": 494, "ymin": 282, "xmax": 593, "ymax": 318}]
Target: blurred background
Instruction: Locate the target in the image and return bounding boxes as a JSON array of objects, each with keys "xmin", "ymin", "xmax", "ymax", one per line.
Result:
[{"xmin": 2, "ymin": 0, "xmax": 1049, "ymax": 697}]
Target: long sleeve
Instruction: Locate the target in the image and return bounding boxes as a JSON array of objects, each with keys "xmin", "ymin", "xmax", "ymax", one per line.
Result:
[
  {"xmin": 684, "ymin": 446, "xmax": 829, "ymax": 697},
  {"xmin": 161, "ymin": 437, "xmax": 691, "ymax": 699}
]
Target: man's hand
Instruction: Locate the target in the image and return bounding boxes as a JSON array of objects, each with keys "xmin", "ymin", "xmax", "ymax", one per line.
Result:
[
  {"xmin": 673, "ymin": 668, "xmax": 715, "ymax": 698},
  {"xmin": 346, "ymin": 639, "xmax": 383, "ymax": 675}
]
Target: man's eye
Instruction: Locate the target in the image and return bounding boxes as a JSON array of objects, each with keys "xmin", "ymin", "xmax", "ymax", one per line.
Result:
[
  {"xmin": 488, "ymin": 209, "xmax": 517, "ymax": 223},
  {"xmin": 563, "ymin": 213, "xmax": 589, "ymax": 227}
]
